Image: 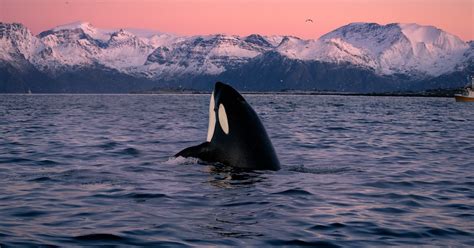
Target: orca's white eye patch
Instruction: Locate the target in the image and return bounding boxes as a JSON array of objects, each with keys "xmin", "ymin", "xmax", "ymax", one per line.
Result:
[
  {"xmin": 206, "ymin": 92, "xmax": 216, "ymax": 141},
  {"xmin": 218, "ymin": 103, "xmax": 229, "ymax": 134}
]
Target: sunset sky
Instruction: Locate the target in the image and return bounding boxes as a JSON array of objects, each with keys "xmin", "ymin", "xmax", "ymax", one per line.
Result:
[{"xmin": 1, "ymin": 0, "xmax": 473, "ymax": 41}]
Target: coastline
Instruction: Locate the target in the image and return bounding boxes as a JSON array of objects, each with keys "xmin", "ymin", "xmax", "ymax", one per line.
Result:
[{"xmin": 129, "ymin": 88, "xmax": 462, "ymax": 98}]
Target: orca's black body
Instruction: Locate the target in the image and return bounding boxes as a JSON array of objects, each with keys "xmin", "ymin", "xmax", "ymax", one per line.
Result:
[{"xmin": 176, "ymin": 82, "xmax": 280, "ymax": 171}]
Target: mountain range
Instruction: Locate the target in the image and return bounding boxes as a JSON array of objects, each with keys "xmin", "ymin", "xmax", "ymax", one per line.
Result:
[{"xmin": 0, "ymin": 21, "xmax": 472, "ymax": 93}]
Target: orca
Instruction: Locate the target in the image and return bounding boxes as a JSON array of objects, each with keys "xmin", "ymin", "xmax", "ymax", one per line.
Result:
[{"xmin": 175, "ymin": 82, "xmax": 280, "ymax": 171}]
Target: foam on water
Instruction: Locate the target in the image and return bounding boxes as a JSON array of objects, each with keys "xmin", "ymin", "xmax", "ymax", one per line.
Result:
[{"xmin": 164, "ymin": 156, "xmax": 200, "ymax": 165}]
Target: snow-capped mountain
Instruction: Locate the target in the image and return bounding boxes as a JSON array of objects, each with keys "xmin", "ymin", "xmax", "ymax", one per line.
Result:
[
  {"xmin": 274, "ymin": 23, "xmax": 469, "ymax": 78},
  {"xmin": 32, "ymin": 21, "xmax": 175, "ymax": 74},
  {"xmin": 0, "ymin": 23, "xmax": 42, "ymax": 67},
  {"xmin": 317, "ymin": 23, "xmax": 469, "ymax": 77},
  {"xmin": 142, "ymin": 34, "xmax": 274, "ymax": 78},
  {"xmin": 0, "ymin": 21, "xmax": 472, "ymax": 93}
]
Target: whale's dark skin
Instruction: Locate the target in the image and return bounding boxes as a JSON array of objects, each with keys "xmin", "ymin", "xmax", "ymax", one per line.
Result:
[{"xmin": 175, "ymin": 82, "xmax": 280, "ymax": 171}]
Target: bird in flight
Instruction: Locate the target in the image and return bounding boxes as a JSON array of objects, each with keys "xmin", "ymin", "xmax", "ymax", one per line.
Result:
[{"xmin": 305, "ymin": 19, "xmax": 313, "ymax": 23}]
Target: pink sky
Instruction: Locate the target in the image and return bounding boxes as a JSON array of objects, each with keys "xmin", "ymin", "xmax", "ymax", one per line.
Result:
[{"xmin": 1, "ymin": 0, "xmax": 473, "ymax": 41}]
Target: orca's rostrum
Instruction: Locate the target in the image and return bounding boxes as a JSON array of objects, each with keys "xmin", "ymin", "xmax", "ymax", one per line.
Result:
[{"xmin": 175, "ymin": 82, "xmax": 280, "ymax": 171}]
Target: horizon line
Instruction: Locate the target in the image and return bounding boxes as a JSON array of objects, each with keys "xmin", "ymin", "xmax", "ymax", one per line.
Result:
[{"xmin": 3, "ymin": 20, "xmax": 471, "ymax": 42}]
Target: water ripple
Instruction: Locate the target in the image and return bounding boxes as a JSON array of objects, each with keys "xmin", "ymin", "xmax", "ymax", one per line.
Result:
[{"xmin": 0, "ymin": 94, "xmax": 472, "ymax": 246}]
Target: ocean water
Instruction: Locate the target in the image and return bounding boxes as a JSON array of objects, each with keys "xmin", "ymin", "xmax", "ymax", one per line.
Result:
[{"xmin": 0, "ymin": 94, "xmax": 473, "ymax": 247}]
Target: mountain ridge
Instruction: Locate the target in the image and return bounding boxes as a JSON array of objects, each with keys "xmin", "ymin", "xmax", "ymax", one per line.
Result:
[{"xmin": 0, "ymin": 21, "xmax": 472, "ymax": 93}]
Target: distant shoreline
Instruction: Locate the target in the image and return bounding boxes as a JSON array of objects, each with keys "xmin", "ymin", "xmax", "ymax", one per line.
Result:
[
  {"xmin": 129, "ymin": 90, "xmax": 460, "ymax": 98},
  {"xmin": 0, "ymin": 91, "xmax": 457, "ymax": 98},
  {"xmin": 1, "ymin": 87, "xmax": 462, "ymax": 98}
]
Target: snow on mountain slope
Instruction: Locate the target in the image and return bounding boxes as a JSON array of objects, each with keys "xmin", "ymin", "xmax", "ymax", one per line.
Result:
[
  {"xmin": 98, "ymin": 29, "xmax": 154, "ymax": 70},
  {"xmin": 120, "ymin": 28, "xmax": 163, "ymax": 38},
  {"xmin": 320, "ymin": 23, "xmax": 403, "ymax": 57},
  {"xmin": 50, "ymin": 21, "xmax": 174, "ymax": 47},
  {"xmin": 458, "ymin": 41, "xmax": 474, "ymax": 70},
  {"xmin": 264, "ymin": 35, "xmax": 286, "ymax": 47},
  {"xmin": 35, "ymin": 22, "xmax": 278, "ymax": 77},
  {"xmin": 34, "ymin": 22, "xmax": 182, "ymax": 74},
  {"xmin": 144, "ymin": 33, "xmax": 180, "ymax": 49},
  {"xmin": 312, "ymin": 23, "xmax": 469, "ymax": 77},
  {"xmin": 51, "ymin": 21, "xmax": 111, "ymax": 41},
  {"xmin": 0, "ymin": 23, "xmax": 42, "ymax": 64},
  {"xmin": 276, "ymin": 36, "xmax": 311, "ymax": 59},
  {"xmin": 35, "ymin": 26, "xmax": 103, "ymax": 72},
  {"xmin": 315, "ymin": 38, "xmax": 378, "ymax": 69},
  {"xmin": 0, "ymin": 21, "xmax": 471, "ymax": 81},
  {"xmin": 142, "ymin": 34, "xmax": 273, "ymax": 78},
  {"xmin": 275, "ymin": 34, "xmax": 377, "ymax": 70},
  {"xmin": 466, "ymin": 41, "xmax": 474, "ymax": 61},
  {"xmin": 399, "ymin": 23, "xmax": 466, "ymax": 51}
]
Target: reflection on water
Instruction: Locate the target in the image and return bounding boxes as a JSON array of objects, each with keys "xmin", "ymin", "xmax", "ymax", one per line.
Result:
[{"xmin": 0, "ymin": 94, "xmax": 473, "ymax": 246}]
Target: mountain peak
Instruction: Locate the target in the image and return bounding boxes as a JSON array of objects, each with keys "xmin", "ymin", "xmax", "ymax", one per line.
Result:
[
  {"xmin": 0, "ymin": 22, "xmax": 39, "ymax": 62},
  {"xmin": 317, "ymin": 22, "xmax": 469, "ymax": 76},
  {"xmin": 111, "ymin": 29, "xmax": 134, "ymax": 38},
  {"xmin": 42, "ymin": 21, "xmax": 113, "ymax": 41},
  {"xmin": 321, "ymin": 22, "xmax": 401, "ymax": 40},
  {"xmin": 245, "ymin": 34, "xmax": 273, "ymax": 47},
  {"xmin": 399, "ymin": 23, "xmax": 441, "ymax": 41},
  {"xmin": 0, "ymin": 22, "xmax": 32, "ymax": 38},
  {"xmin": 0, "ymin": 22, "xmax": 28, "ymax": 30},
  {"xmin": 52, "ymin": 21, "xmax": 94, "ymax": 32},
  {"xmin": 1, "ymin": 20, "xmax": 471, "ymax": 93},
  {"xmin": 121, "ymin": 28, "xmax": 164, "ymax": 38},
  {"xmin": 398, "ymin": 23, "xmax": 466, "ymax": 50}
]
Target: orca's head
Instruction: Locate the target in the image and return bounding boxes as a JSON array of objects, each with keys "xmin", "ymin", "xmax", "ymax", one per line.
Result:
[{"xmin": 206, "ymin": 82, "xmax": 247, "ymax": 142}]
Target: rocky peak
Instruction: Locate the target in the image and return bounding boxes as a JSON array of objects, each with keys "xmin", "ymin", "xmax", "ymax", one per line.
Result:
[
  {"xmin": 245, "ymin": 34, "xmax": 273, "ymax": 48},
  {"xmin": 0, "ymin": 22, "xmax": 32, "ymax": 39}
]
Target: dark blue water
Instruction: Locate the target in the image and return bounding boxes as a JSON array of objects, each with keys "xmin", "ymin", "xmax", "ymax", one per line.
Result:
[{"xmin": 0, "ymin": 94, "xmax": 473, "ymax": 247}]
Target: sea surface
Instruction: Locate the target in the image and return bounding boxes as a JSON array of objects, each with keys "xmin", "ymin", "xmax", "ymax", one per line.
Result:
[{"xmin": 0, "ymin": 94, "xmax": 473, "ymax": 247}]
